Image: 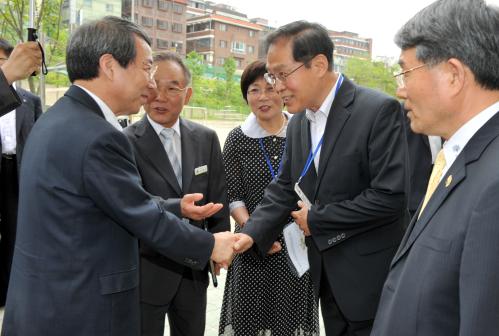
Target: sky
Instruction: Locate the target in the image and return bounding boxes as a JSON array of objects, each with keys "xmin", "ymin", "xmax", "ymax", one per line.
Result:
[{"xmin": 218, "ymin": 0, "xmax": 499, "ymax": 59}]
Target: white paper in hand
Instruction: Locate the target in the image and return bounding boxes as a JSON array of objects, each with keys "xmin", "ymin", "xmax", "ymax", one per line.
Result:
[{"xmin": 283, "ymin": 222, "xmax": 310, "ymax": 277}]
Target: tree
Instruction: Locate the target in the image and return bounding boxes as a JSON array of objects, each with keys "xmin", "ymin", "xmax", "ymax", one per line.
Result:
[
  {"xmin": 223, "ymin": 56, "xmax": 236, "ymax": 99},
  {"xmin": 343, "ymin": 58, "xmax": 398, "ymax": 97},
  {"xmin": 1, "ymin": 0, "xmax": 69, "ymax": 93},
  {"xmin": 185, "ymin": 51, "xmax": 205, "ymax": 86}
]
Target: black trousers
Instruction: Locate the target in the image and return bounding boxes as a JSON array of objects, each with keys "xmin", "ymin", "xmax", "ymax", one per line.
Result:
[
  {"xmin": 140, "ymin": 276, "xmax": 207, "ymax": 336},
  {"xmin": 0, "ymin": 155, "xmax": 18, "ymax": 306},
  {"xmin": 320, "ymin": 264, "xmax": 373, "ymax": 336}
]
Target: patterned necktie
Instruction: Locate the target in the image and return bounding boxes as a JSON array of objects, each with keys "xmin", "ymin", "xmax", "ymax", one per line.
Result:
[
  {"xmin": 419, "ymin": 149, "xmax": 446, "ymax": 218},
  {"xmin": 160, "ymin": 128, "xmax": 182, "ymax": 188}
]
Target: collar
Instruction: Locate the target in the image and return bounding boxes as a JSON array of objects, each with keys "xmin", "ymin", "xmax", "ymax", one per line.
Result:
[
  {"xmin": 442, "ymin": 100, "xmax": 499, "ymax": 177},
  {"xmin": 306, "ymin": 73, "xmax": 342, "ymax": 123},
  {"xmin": 240, "ymin": 111, "xmax": 292, "ymax": 138},
  {"xmin": 75, "ymin": 84, "xmax": 123, "ymax": 131},
  {"xmin": 147, "ymin": 114, "xmax": 181, "ymax": 138}
]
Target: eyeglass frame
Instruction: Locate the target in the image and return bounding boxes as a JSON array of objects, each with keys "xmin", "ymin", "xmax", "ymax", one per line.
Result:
[
  {"xmin": 246, "ymin": 86, "xmax": 276, "ymax": 97},
  {"xmin": 393, "ymin": 63, "xmax": 427, "ymax": 88},
  {"xmin": 154, "ymin": 79, "xmax": 189, "ymax": 98},
  {"xmin": 264, "ymin": 60, "xmax": 310, "ymax": 87}
]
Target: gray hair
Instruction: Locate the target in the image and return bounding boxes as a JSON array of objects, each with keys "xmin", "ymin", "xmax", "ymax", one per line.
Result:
[
  {"xmin": 153, "ymin": 51, "xmax": 192, "ymax": 86},
  {"xmin": 395, "ymin": 0, "xmax": 499, "ymax": 90},
  {"xmin": 66, "ymin": 16, "xmax": 151, "ymax": 83}
]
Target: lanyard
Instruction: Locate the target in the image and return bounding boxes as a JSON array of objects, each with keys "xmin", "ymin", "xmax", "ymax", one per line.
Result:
[
  {"xmin": 297, "ymin": 74, "xmax": 344, "ymax": 185},
  {"xmin": 258, "ymin": 137, "xmax": 287, "ymax": 180}
]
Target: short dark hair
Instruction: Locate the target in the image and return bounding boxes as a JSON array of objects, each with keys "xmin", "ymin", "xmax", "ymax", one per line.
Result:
[
  {"xmin": 66, "ymin": 16, "xmax": 151, "ymax": 83},
  {"xmin": 153, "ymin": 51, "xmax": 192, "ymax": 86},
  {"xmin": 264, "ymin": 21, "xmax": 335, "ymax": 71},
  {"xmin": 0, "ymin": 38, "xmax": 14, "ymax": 57},
  {"xmin": 395, "ymin": 0, "xmax": 499, "ymax": 90},
  {"xmin": 240, "ymin": 60, "xmax": 267, "ymax": 102}
]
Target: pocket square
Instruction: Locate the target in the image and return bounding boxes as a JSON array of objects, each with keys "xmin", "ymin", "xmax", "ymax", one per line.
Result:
[{"xmin": 194, "ymin": 165, "xmax": 208, "ymax": 175}]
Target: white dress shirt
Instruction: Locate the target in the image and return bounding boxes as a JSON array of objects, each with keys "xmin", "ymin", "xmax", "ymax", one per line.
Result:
[
  {"xmin": 76, "ymin": 85, "xmax": 123, "ymax": 131},
  {"xmin": 440, "ymin": 100, "xmax": 499, "ymax": 181},
  {"xmin": 305, "ymin": 74, "xmax": 342, "ymax": 170},
  {"xmin": 0, "ymin": 82, "xmax": 17, "ymax": 154},
  {"xmin": 147, "ymin": 115, "xmax": 182, "ymax": 166}
]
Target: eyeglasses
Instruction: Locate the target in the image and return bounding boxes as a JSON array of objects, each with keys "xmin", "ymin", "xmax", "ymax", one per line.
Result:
[
  {"xmin": 141, "ymin": 61, "xmax": 158, "ymax": 81},
  {"xmin": 264, "ymin": 62, "xmax": 308, "ymax": 86},
  {"xmin": 393, "ymin": 63, "xmax": 427, "ymax": 88},
  {"xmin": 247, "ymin": 86, "xmax": 275, "ymax": 97},
  {"xmin": 155, "ymin": 82, "xmax": 188, "ymax": 98},
  {"xmin": 0, "ymin": 57, "xmax": 8, "ymax": 61}
]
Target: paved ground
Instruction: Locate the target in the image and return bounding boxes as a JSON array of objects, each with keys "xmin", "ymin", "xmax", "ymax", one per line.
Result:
[{"xmin": 0, "ymin": 119, "xmax": 326, "ymax": 335}]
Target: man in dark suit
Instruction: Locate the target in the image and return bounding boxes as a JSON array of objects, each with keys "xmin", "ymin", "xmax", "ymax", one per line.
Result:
[
  {"xmin": 124, "ymin": 52, "xmax": 230, "ymax": 336},
  {"xmin": 371, "ymin": 0, "xmax": 499, "ymax": 335},
  {"xmin": 0, "ymin": 41, "xmax": 41, "ymax": 116},
  {"xmin": 0, "ymin": 38, "xmax": 43, "ymax": 307},
  {"xmin": 1, "ymin": 16, "xmax": 235, "ymax": 336},
  {"xmin": 234, "ymin": 21, "xmax": 408, "ymax": 336}
]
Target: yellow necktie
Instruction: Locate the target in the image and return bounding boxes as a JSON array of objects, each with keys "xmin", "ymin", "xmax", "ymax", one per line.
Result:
[{"xmin": 419, "ymin": 149, "xmax": 446, "ymax": 218}]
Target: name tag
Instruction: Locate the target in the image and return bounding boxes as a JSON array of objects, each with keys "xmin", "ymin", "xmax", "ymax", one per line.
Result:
[
  {"xmin": 294, "ymin": 183, "xmax": 312, "ymax": 209},
  {"xmin": 194, "ymin": 165, "xmax": 208, "ymax": 175}
]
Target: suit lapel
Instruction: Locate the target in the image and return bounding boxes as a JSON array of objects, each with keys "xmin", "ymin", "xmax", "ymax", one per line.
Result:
[
  {"xmin": 391, "ymin": 110, "xmax": 499, "ymax": 267},
  {"xmin": 300, "ymin": 115, "xmax": 317, "ymax": 197},
  {"xmin": 179, "ymin": 119, "xmax": 196, "ymax": 193},
  {"xmin": 314, "ymin": 78, "xmax": 353, "ymax": 198},
  {"xmin": 134, "ymin": 117, "xmax": 182, "ymax": 195}
]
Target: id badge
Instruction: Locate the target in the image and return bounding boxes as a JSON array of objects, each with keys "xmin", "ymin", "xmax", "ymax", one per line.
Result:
[{"xmin": 294, "ymin": 183, "xmax": 312, "ymax": 210}]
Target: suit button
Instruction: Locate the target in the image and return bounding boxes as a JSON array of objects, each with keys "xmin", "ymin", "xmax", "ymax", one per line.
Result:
[
  {"xmin": 341, "ymin": 233, "xmax": 346, "ymax": 238},
  {"xmin": 337, "ymin": 234, "xmax": 341, "ymax": 241},
  {"xmin": 328, "ymin": 239, "xmax": 333, "ymax": 245},
  {"xmin": 332, "ymin": 238, "xmax": 337, "ymax": 243}
]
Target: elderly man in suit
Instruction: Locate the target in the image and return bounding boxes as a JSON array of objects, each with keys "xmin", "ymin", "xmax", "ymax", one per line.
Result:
[
  {"xmin": 1, "ymin": 16, "xmax": 235, "ymax": 336},
  {"xmin": 124, "ymin": 52, "xmax": 230, "ymax": 336},
  {"xmin": 0, "ymin": 41, "xmax": 41, "ymax": 116},
  {"xmin": 371, "ymin": 0, "xmax": 499, "ymax": 335},
  {"xmin": 0, "ymin": 38, "xmax": 43, "ymax": 307},
  {"xmin": 234, "ymin": 20, "xmax": 408, "ymax": 336}
]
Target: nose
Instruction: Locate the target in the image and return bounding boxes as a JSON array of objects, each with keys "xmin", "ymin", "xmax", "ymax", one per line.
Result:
[
  {"xmin": 396, "ymin": 86, "xmax": 407, "ymax": 100},
  {"xmin": 274, "ymin": 80, "xmax": 286, "ymax": 94}
]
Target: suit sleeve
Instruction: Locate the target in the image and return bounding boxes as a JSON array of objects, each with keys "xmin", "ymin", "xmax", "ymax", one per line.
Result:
[
  {"xmin": 206, "ymin": 130, "xmax": 230, "ymax": 233},
  {"xmin": 459, "ymin": 180, "xmax": 499, "ymax": 335},
  {"xmin": 33, "ymin": 94, "xmax": 42, "ymax": 119},
  {"xmin": 308, "ymin": 99, "xmax": 408, "ymax": 250},
  {"xmin": 0, "ymin": 69, "xmax": 22, "ymax": 116},
  {"xmin": 82, "ymin": 130, "xmax": 214, "ymax": 270}
]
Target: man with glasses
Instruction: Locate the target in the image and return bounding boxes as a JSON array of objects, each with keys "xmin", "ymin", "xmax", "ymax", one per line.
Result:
[
  {"xmin": 234, "ymin": 20, "xmax": 408, "ymax": 336},
  {"xmin": 124, "ymin": 51, "xmax": 229, "ymax": 336},
  {"xmin": 1, "ymin": 17, "xmax": 235, "ymax": 336},
  {"xmin": 372, "ymin": 0, "xmax": 499, "ymax": 335}
]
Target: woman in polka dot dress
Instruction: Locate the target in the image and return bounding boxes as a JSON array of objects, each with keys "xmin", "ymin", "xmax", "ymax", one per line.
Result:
[{"xmin": 219, "ymin": 60, "xmax": 319, "ymax": 336}]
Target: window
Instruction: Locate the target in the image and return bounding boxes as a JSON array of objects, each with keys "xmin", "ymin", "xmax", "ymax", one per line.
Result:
[
  {"xmin": 216, "ymin": 57, "xmax": 225, "ymax": 66},
  {"xmin": 219, "ymin": 23, "xmax": 227, "ymax": 32},
  {"xmin": 157, "ymin": 39, "xmax": 169, "ymax": 49},
  {"xmin": 171, "ymin": 42, "xmax": 183, "ymax": 52},
  {"xmin": 172, "ymin": 23, "xmax": 182, "ymax": 33},
  {"xmin": 105, "ymin": 3, "xmax": 113, "ymax": 11},
  {"xmin": 157, "ymin": 19, "xmax": 168, "ymax": 30},
  {"xmin": 141, "ymin": 16, "xmax": 154, "ymax": 27},
  {"xmin": 142, "ymin": 0, "xmax": 153, "ymax": 7},
  {"xmin": 173, "ymin": 3, "xmax": 183, "ymax": 13},
  {"xmin": 249, "ymin": 30, "xmax": 255, "ymax": 37},
  {"xmin": 247, "ymin": 45, "xmax": 254, "ymax": 54},
  {"xmin": 219, "ymin": 40, "xmax": 227, "ymax": 48},
  {"xmin": 231, "ymin": 41, "xmax": 245, "ymax": 54},
  {"xmin": 158, "ymin": 0, "xmax": 169, "ymax": 10}
]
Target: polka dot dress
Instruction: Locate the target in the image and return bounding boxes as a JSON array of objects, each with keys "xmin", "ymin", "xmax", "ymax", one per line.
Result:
[{"xmin": 219, "ymin": 126, "xmax": 319, "ymax": 336}]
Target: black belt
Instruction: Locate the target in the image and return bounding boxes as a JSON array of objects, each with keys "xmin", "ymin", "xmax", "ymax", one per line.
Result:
[{"xmin": 1, "ymin": 153, "xmax": 16, "ymax": 160}]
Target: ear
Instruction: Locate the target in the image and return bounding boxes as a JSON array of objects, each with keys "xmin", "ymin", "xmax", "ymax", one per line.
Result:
[
  {"xmin": 310, "ymin": 54, "xmax": 329, "ymax": 77},
  {"xmin": 184, "ymin": 87, "xmax": 193, "ymax": 105},
  {"xmin": 99, "ymin": 54, "xmax": 116, "ymax": 81},
  {"xmin": 445, "ymin": 58, "xmax": 467, "ymax": 96}
]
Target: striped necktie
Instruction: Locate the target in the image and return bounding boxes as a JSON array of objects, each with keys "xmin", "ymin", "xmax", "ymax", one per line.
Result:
[{"xmin": 160, "ymin": 128, "xmax": 182, "ymax": 188}]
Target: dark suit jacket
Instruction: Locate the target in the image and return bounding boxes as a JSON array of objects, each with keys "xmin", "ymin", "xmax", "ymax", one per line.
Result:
[
  {"xmin": 372, "ymin": 110, "xmax": 499, "ymax": 336},
  {"xmin": 404, "ymin": 110, "xmax": 433, "ymax": 214},
  {"xmin": 0, "ymin": 87, "xmax": 42, "ymax": 174},
  {"xmin": 243, "ymin": 77, "xmax": 408, "ymax": 322},
  {"xmin": 1, "ymin": 86, "xmax": 215, "ymax": 336},
  {"xmin": 0, "ymin": 70, "xmax": 22, "ymax": 117},
  {"xmin": 124, "ymin": 116, "xmax": 229, "ymax": 304}
]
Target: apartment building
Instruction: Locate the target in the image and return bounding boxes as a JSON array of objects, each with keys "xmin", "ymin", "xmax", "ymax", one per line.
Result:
[{"xmin": 329, "ymin": 30, "xmax": 373, "ymax": 72}]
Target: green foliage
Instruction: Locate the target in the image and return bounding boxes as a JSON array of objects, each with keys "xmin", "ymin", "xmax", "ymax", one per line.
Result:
[
  {"xmin": 223, "ymin": 56, "xmax": 236, "ymax": 98},
  {"xmin": 343, "ymin": 58, "xmax": 398, "ymax": 97},
  {"xmin": 1, "ymin": 0, "xmax": 69, "ymax": 92},
  {"xmin": 185, "ymin": 51, "xmax": 205, "ymax": 85}
]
